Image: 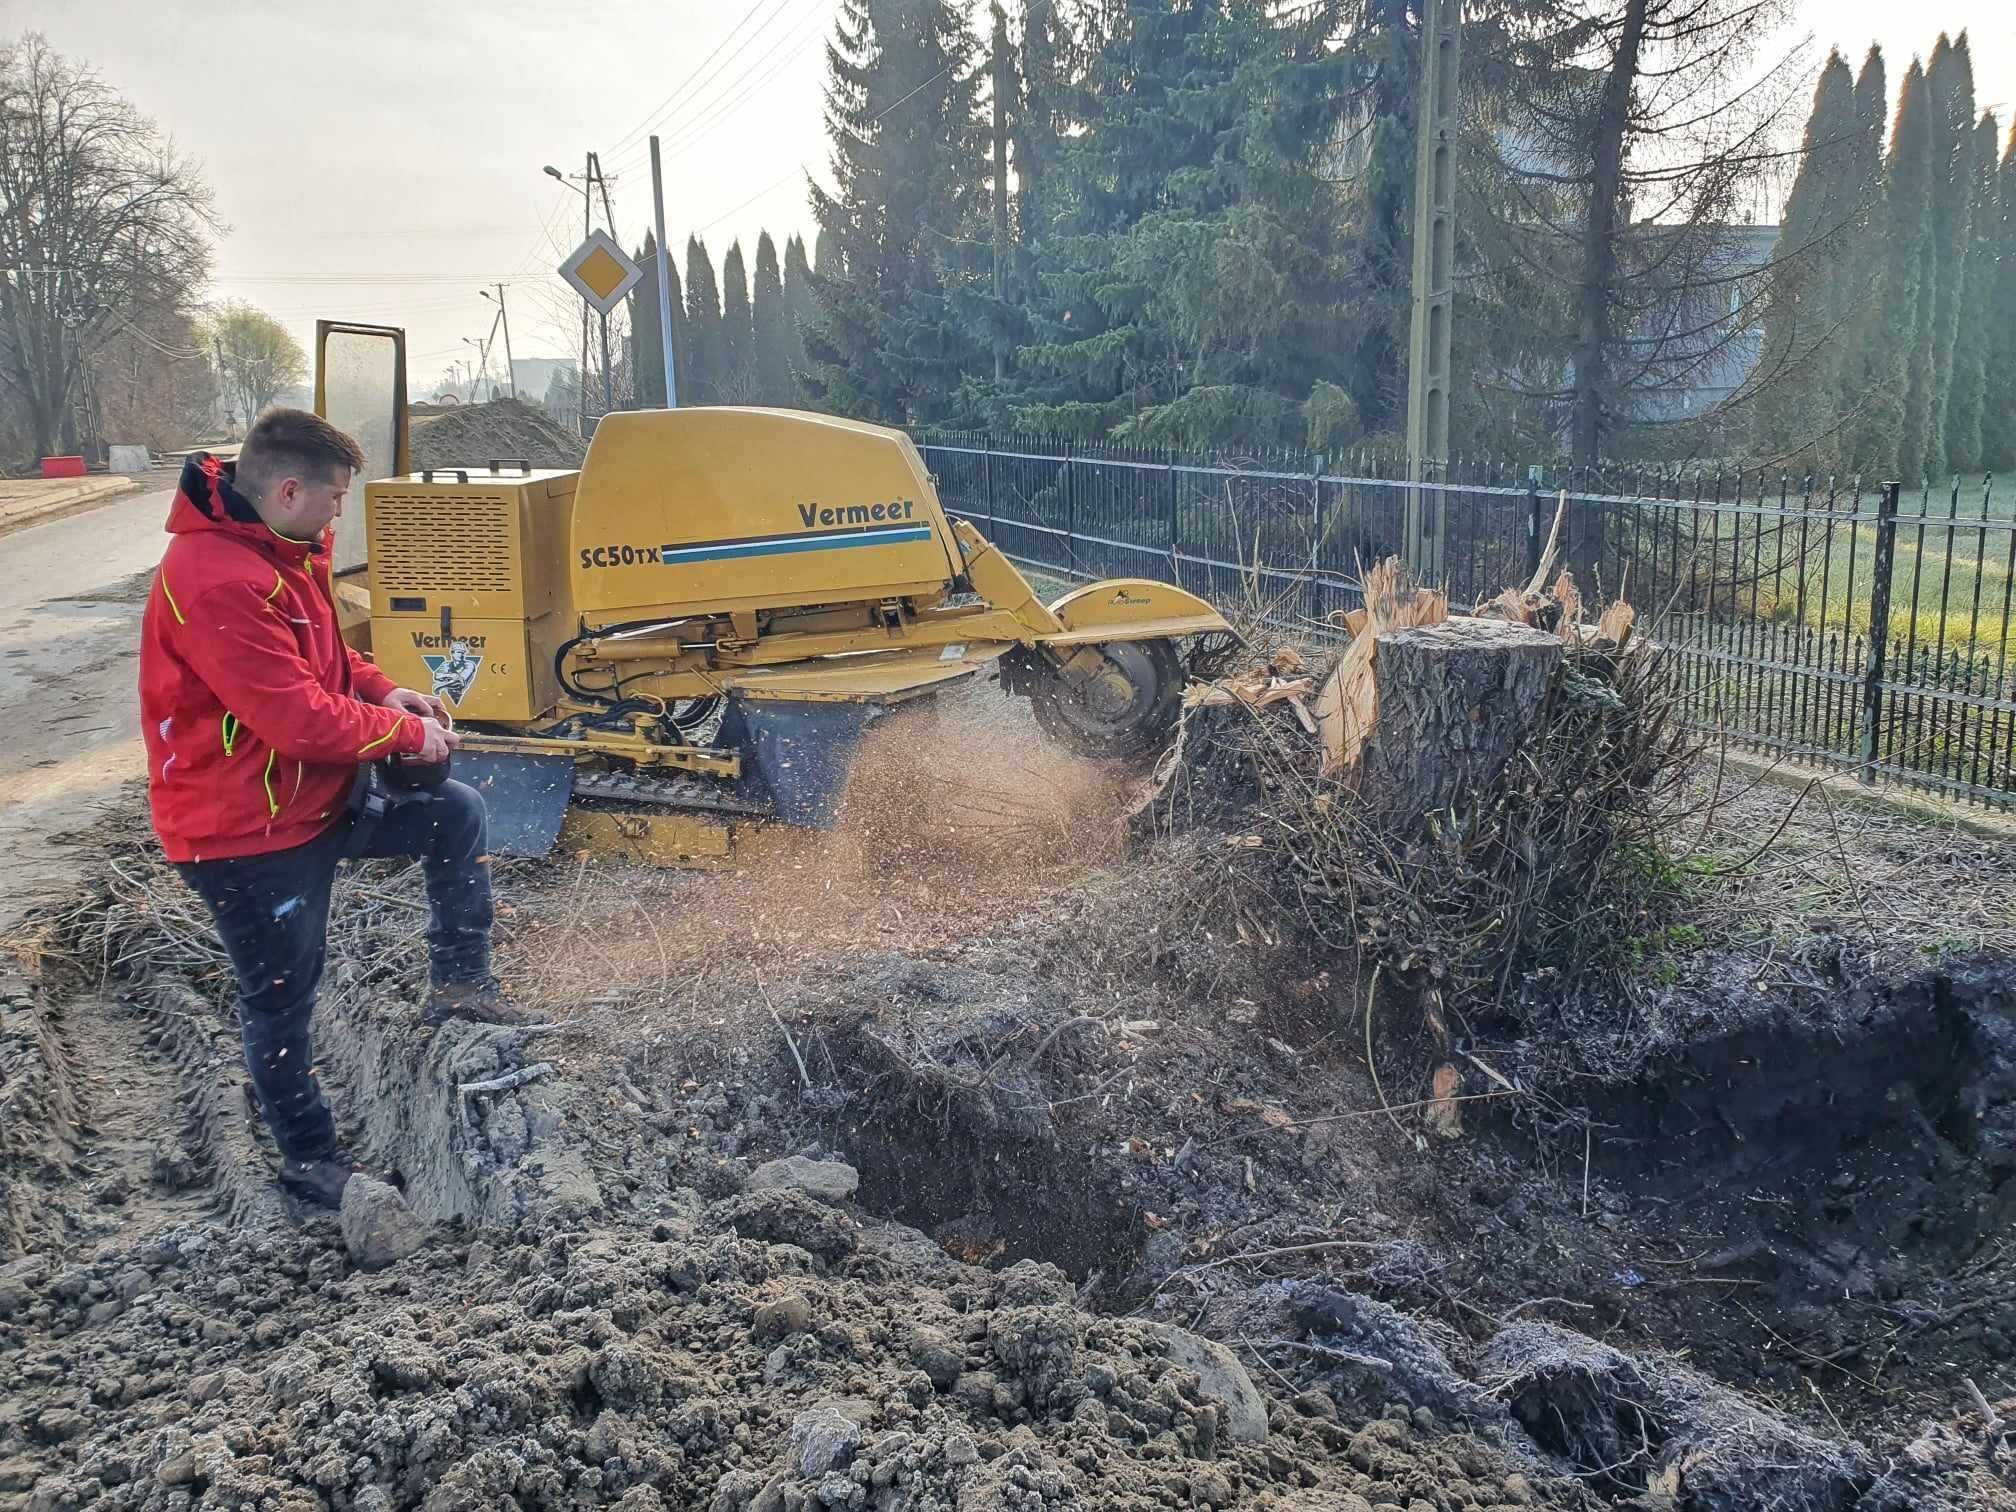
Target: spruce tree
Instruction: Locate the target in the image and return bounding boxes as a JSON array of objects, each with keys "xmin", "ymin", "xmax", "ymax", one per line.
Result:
[
  {"xmin": 803, "ymin": 0, "xmax": 987, "ymax": 424},
  {"xmin": 998, "ymin": 1, "xmax": 1356, "ymax": 447},
  {"xmin": 1944, "ymin": 112, "xmax": 2000, "ymax": 472},
  {"xmin": 783, "ymin": 234, "xmax": 816, "ymax": 402},
  {"xmin": 1924, "ymin": 33, "xmax": 1977, "ymax": 476},
  {"xmin": 1751, "ymin": 53, "xmax": 1861, "ymax": 462},
  {"xmin": 720, "ymin": 241, "xmax": 754, "ymax": 403},
  {"xmin": 684, "ymin": 236, "xmax": 722, "ymax": 406},
  {"xmin": 752, "ymin": 232, "xmax": 793, "ymax": 406},
  {"xmin": 1889, "ymin": 59, "xmax": 1938, "ymax": 483}
]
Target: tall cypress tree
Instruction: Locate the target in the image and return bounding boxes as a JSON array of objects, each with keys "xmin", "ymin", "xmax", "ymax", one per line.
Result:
[
  {"xmin": 684, "ymin": 236, "xmax": 722, "ymax": 406},
  {"xmin": 1945, "ymin": 111, "xmax": 2001, "ymax": 472},
  {"xmin": 803, "ymin": 0, "xmax": 986, "ymax": 423},
  {"xmin": 783, "ymin": 234, "xmax": 816, "ymax": 402},
  {"xmin": 1751, "ymin": 53, "xmax": 1861, "ymax": 461},
  {"xmin": 1840, "ymin": 46, "xmax": 1894, "ymax": 473},
  {"xmin": 626, "ymin": 230, "xmax": 686, "ymax": 409},
  {"xmin": 720, "ymin": 241, "xmax": 754, "ymax": 403},
  {"xmin": 1924, "ymin": 33, "xmax": 1976, "ymax": 476},
  {"xmin": 1990, "ymin": 127, "xmax": 2016, "ymax": 470},
  {"xmin": 752, "ymin": 232, "xmax": 792, "ymax": 406},
  {"xmin": 630, "ymin": 232, "xmax": 664, "ymax": 409},
  {"xmin": 1889, "ymin": 59, "xmax": 1938, "ymax": 482}
]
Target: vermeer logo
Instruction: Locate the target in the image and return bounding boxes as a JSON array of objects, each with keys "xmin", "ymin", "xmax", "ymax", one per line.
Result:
[
  {"xmin": 1110, "ymin": 589, "xmax": 1151, "ymax": 606},
  {"xmin": 796, "ymin": 500, "xmax": 918, "ymax": 528},
  {"xmin": 421, "ymin": 639, "xmax": 483, "ymax": 706}
]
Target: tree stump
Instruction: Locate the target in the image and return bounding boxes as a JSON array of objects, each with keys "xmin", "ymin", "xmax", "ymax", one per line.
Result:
[{"xmin": 1360, "ymin": 618, "xmax": 1562, "ymax": 828}]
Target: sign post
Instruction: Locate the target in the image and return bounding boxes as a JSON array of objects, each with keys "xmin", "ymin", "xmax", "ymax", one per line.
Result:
[{"xmin": 558, "ymin": 230, "xmax": 646, "ymax": 428}]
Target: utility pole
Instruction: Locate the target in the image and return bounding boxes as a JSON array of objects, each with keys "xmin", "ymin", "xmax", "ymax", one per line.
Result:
[
  {"xmin": 590, "ymin": 151, "xmax": 617, "ymax": 415},
  {"xmin": 1404, "ymin": 0, "xmax": 1460, "ymax": 582},
  {"xmin": 578, "ymin": 153, "xmax": 591, "ymax": 434},
  {"xmin": 990, "ymin": 3, "xmax": 1011, "ymax": 383},
  {"xmin": 483, "ymin": 285, "xmax": 517, "ymax": 398},
  {"xmin": 649, "ymin": 136, "xmax": 679, "ymax": 407}
]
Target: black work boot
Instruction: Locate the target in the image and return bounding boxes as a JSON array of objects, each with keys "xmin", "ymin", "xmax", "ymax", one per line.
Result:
[
  {"xmin": 422, "ymin": 976, "xmax": 549, "ymax": 1030},
  {"xmin": 279, "ymin": 1149, "xmax": 370, "ymax": 1210}
]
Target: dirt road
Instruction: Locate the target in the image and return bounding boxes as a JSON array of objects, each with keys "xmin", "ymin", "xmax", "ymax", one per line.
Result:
[{"xmin": 0, "ymin": 484, "xmax": 174, "ymax": 931}]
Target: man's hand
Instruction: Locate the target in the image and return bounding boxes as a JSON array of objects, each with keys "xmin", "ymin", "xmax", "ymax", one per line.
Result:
[
  {"xmin": 383, "ymin": 687, "xmax": 451, "ymax": 726},
  {"xmin": 412, "ymin": 717, "xmax": 462, "ymax": 764}
]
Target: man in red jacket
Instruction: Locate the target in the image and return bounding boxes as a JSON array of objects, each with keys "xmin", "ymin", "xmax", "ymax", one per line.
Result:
[{"xmin": 140, "ymin": 408, "xmax": 535, "ymax": 1209}]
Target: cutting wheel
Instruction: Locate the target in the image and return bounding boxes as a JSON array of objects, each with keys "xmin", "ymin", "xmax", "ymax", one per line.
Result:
[{"xmin": 1031, "ymin": 638, "xmax": 1183, "ymax": 759}]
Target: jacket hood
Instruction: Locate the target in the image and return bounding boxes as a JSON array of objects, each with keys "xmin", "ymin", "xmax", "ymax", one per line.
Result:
[{"xmin": 166, "ymin": 453, "xmax": 326, "ymax": 565}]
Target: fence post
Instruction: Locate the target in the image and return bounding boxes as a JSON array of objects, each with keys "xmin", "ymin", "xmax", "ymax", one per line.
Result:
[
  {"xmin": 1858, "ymin": 480, "xmax": 1901, "ymax": 785},
  {"xmin": 983, "ymin": 438, "xmax": 996, "ymax": 533},
  {"xmin": 1064, "ymin": 439, "xmax": 1077, "ymax": 574},
  {"xmin": 1525, "ymin": 467, "xmax": 1544, "ymax": 583},
  {"xmin": 1166, "ymin": 463, "xmax": 1179, "ymax": 567}
]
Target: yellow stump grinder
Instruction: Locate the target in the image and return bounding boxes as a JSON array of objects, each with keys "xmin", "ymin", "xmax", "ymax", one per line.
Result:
[{"xmin": 335, "ymin": 400, "xmax": 1230, "ymax": 863}]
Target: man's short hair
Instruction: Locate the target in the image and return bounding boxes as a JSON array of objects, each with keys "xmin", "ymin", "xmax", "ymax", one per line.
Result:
[{"xmin": 236, "ymin": 408, "xmax": 367, "ymax": 499}]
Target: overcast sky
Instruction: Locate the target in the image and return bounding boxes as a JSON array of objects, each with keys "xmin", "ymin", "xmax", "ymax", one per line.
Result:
[{"xmin": 11, "ymin": 0, "xmax": 2016, "ymax": 397}]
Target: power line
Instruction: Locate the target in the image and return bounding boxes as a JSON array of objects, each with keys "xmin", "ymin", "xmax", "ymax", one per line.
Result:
[
  {"xmin": 605, "ymin": 0, "xmax": 802, "ymax": 158},
  {"xmin": 697, "ymin": 61, "xmax": 954, "ymax": 235},
  {"xmin": 647, "ymin": 25, "xmax": 828, "ymax": 166},
  {"xmin": 602, "ymin": 0, "xmax": 832, "ymax": 177}
]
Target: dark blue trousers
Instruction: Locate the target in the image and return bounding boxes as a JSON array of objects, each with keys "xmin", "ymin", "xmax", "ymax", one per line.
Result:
[{"xmin": 176, "ymin": 778, "xmax": 493, "ymax": 1161}]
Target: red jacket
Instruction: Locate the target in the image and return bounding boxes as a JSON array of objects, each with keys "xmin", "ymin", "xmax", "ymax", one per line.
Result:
[{"xmin": 140, "ymin": 455, "xmax": 424, "ymax": 862}]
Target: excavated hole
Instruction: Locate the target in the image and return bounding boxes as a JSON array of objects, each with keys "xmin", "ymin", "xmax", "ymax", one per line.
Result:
[
  {"xmin": 1566, "ymin": 969, "xmax": 2016, "ymax": 1306},
  {"xmin": 834, "ymin": 1096, "xmax": 1150, "ymax": 1297},
  {"xmin": 813, "ymin": 1022, "xmax": 1151, "ymax": 1297}
]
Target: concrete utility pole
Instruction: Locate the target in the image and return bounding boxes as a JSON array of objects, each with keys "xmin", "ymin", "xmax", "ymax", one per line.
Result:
[
  {"xmin": 990, "ymin": 2, "xmax": 1011, "ymax": 383},
  {"xmin": 649, "ymin": 136, "xmax": 679, "ymax": 407},
  {"xmin": 591, "ymin": 151, "xmax": 617, "ymax": 416},
  {"xmin": 1404, "ymin": 0, "xmax": 1460, "ymax": 581},
  {"xmin": 483, "ymin": 285, "xmax": 517, "ymax": 398}
]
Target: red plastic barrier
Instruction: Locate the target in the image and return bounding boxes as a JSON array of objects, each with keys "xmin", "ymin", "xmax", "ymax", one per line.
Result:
[{"xmin": 40, "ymin": 456, "xmax": 86, "ymax": 479}]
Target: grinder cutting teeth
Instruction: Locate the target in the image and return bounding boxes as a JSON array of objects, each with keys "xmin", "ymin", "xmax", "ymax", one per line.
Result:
[{"xmin": 319, "ymin": 328, "xmax": 1231, "ymax": 863}]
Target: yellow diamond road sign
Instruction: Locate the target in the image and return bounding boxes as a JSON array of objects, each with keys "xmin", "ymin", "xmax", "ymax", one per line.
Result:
[{"xmin": 559, "ymin": 229, "xmax": 643, "ymax": 316}]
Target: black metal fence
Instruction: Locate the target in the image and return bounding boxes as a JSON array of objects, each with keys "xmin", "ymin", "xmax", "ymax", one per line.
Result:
[{"xmin": 915, "ymin": 434, "xmax": 2016, "ymax": 809}]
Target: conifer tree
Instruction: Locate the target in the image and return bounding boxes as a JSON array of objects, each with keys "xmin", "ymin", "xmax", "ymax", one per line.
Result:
[
  {"xmin": 752, "ymin": 232, "xmax": 793, "ymax": 406},
  {"xmin": 1945, "ymin": 112, "xmax": 2001, "ymax": 472},
  {"xmin": 1990, "ymin": 127, "xmax": 2016, "ymax": 470},
  {"xmin": 1924, "ymin": 33, "xmax": 1976, "ymax": 475},
  {"xmin": 783, "ymin": 233, "xmax": 816, "ymax": 401},
  {"xmin": 684, "ymin": 236, "xmax": 722, "ymax": 406},
  {"xmin": 1839, "ymin": 46, "xmax": 1895, "ymax": 472},
  {"xmin": 998, "ymin": 1, "xmax": 1357, "ymax": 446},
  {"xmin": 1751, "ymin": 52, "xmax": 1862, "ymax": 461},
  {"xmin": 720, "ymin": 241, "xmax": 754, "ymax": 403},
  {"xmin": 803, "ymin": 0, "xmax": 987, "ymax": 423},
  {"xmin": 626, "ymin": 230, "xmax": 686, "ymax": 409},
  {"xmin": 1889, "ymin": 59, "xmax": 1939, "ymax": 482}
]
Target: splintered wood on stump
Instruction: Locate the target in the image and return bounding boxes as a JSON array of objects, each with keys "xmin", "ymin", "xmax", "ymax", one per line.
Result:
[{"xmin": 1359, "ymin": 618, "xmax": 1563, "ymax": 827}]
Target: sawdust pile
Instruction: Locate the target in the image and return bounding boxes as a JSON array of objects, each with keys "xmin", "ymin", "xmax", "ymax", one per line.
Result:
[
  {"xmin": 408, "ymin": 398, "xmax": 586, "ymax": 473},
  {"xmin": 501, "ymin": 685, "xmax": 1134, "ymax": 1010}
]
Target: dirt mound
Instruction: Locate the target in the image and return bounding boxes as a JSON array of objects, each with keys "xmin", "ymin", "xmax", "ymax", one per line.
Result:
[
  {"xmin": 7, "ymin": 749, "xmax": 2016, "ymax": 1510},
  {"xmin": 408, "ymin": 398, "xmax": 585, "ymax": 473},
  {"xmin": 0, "ymin": 1110, "xmax": 1578, "ymax": 1512}
]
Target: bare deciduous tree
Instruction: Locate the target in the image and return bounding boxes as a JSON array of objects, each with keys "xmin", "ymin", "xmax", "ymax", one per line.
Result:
[
  {"xmin": 0, "ymin": 34, "xmax": 218, "ymax": 463},
  {"xmin": 207, "ymin": 300, "xmax": 306, "ymax": 431},
  {"xmin": 1461, "ymin": 0, "xmax": 1808, "ymax": 469}
]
